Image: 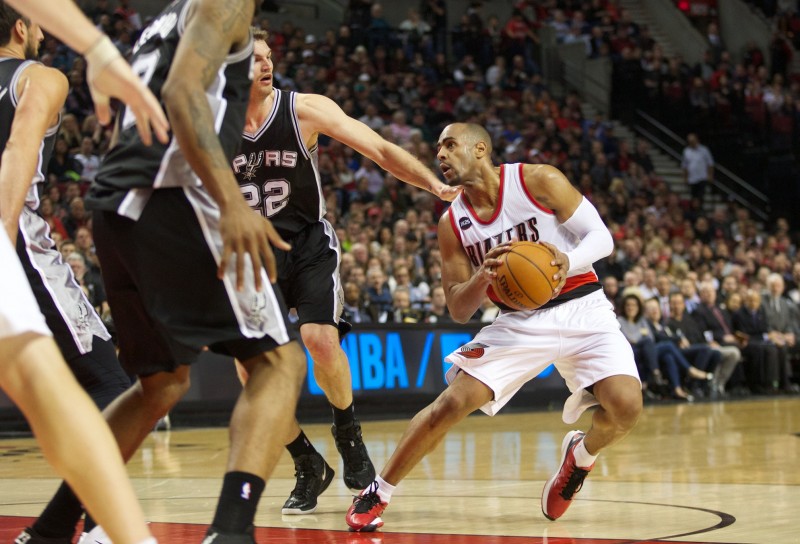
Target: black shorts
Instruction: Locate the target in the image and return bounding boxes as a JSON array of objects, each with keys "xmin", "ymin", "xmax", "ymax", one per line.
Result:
[
  {"xmin": 93, "ymin": 187, "xmax": 295, "ymax": 376},
  {"xmin": 16, "ymin": 206, "xmax": 112, "ymax": 360},
  {"xmin": 276, "ymin": 220, "xmax": 343, "ymax": 327}
]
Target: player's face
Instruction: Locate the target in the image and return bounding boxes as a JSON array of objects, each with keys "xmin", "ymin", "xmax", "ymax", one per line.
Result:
[
  {"xmin": 251, "ymin": 40, "xmax": 274, "ymax": 99},
  {"xmin": 436, "ymin": 126, "xmax": 472, "ymax": 186},
  {"xmin": 23, "ymin": 21, "xmax": 44, "ymax": 60}
]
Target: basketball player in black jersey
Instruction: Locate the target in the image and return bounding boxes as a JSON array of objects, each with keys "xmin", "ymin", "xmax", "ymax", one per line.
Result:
[
  {"xmin": 234, "ymin": 31, "xmax": 460, "ymax": 515},
  {"xmin": 5, "ymin": 0, "xmax": 168, "ymax": 146},
  {"xmin": 18, "ymin": 2, "xmax": 306, "ymax": 544}
]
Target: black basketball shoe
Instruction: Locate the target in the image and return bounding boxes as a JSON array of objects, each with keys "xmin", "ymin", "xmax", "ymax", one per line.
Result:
[
  {"xmin": 281, "ymin": 453, "xmax": 335, "ymax": 514},
  {"xmin": 332, "ymin": 419, "xmax": 376, "ymax": 490}
]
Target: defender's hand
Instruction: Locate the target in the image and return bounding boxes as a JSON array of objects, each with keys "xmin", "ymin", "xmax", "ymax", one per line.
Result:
[
  {"xmin": 433, "ymin": 182, "xmax": 462, "ymax": 202},
  {"xmin": 87, "ymin": 54, "xmax": 170, "ymax": 146},
  {"xmin": 218, "ymin": 204, "xmax": 291, "ymax": 291}
]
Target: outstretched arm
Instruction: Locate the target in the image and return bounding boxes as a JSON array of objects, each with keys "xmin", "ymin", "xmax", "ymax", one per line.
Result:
[
  {"xmin": 7, "ymin": 0, "xmax": 169, "ymax": 145},
  {"xmin": 297, "ymin": 93, "xmax": 461, "ymax": 201}
]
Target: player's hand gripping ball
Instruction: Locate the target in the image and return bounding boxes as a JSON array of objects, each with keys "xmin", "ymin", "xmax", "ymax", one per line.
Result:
[{"xmin": 491, "ymin": 241, "xmax": 561, "ymax": 310}]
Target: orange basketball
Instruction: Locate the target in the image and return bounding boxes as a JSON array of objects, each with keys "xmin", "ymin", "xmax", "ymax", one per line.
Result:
[{"xmin": 492, "ymin": 241, "xmax": 560, "ymax": 310}]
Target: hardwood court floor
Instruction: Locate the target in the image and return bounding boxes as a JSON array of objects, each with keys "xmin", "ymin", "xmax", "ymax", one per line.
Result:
[{"xmin": 0, "ymin": 397, "xmax": 797, "ymax": 543}]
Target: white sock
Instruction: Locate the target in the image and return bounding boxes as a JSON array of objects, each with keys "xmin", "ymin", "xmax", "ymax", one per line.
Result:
[
  {"xmin": 573, "ymin": 438, "xmax": 598, "ymax": 468},
  {"xmin": 374, "ymin": 475, "xmax": 395, "ymax": 504}
]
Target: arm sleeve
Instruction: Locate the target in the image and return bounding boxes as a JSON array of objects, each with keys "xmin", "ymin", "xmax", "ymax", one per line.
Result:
[{"xmin": 560, "ymin": 197, "xmax": 614, "ymax": 273}]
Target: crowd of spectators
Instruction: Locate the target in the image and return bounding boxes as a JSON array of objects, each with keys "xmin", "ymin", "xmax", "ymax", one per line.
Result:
[
  {"xmin": 31, "ymin": 1, "xmax": 800, "ymax": 401},
  {"xmin": 610, "ymin": 1, "xmax": 800, "ymax": 161}
]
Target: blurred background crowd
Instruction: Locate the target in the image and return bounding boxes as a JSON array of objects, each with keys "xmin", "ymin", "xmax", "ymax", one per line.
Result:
[{"xmin": 34, "ymin": 0, "xmax": 800, "ymax": 402}]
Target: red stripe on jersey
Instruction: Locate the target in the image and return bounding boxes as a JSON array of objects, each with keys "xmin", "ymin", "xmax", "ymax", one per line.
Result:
[
  {"xmin": 447, "ymin": 210, "xmax": 462, "ymax": 244},
  {"xmin": 518, "ymin": 164, "xmax": 554, "ymax": 215},
  {"xmin": 463, "ymin": 164, "xmax": 505, "ymax": 225},
  {"xmin": 486, "ymin": 271, "xmax": 598, "ymax": 307},
  {"xmin": 562, "ymin": 271, "xmax": 599, "ymax": 294}
]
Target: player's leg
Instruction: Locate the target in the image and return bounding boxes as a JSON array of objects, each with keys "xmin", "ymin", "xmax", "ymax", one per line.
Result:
[
  {"xmin": 542, "ymin": 291, "xmax": 642, "ymax": 521},
  {"xmin": 207, "ymin": 342, "xmax": 306, "ymax": 541},
  {"xmin": 280, "ymin": 405, "xmax": 336, "ymax": 515},
  {"xmin": 14, "ymin": 205, "xmax": 135, "ymax": 542},
  {"xmin": 0, "ymin": 334, "xmax": 153, "ymax": 544},
  {"xmin": 582, "ymin": 374, "xmax": 642, "ymax": 454},
  {"xmin": 290, "ymin": 221, "xmax": 375, "ymax": 491},
  {"xmin": 300, "ymin": 322, "xmax": 352, "ymax": 408},
  {"xmin": 300, "ymin": 321, "xmax": 374, "ymax": 488},
  {"xmin": 65, "ymin": 336, "xmax": 132, "ymax": 410},
  {"xmin": 381, "ymin": 371, "xmax": 493, "ymax": 483},
  {"xmin": 25, "ymin": 202, "xmax": 202, "ymax": 544},
  {"xmin": 346, "ymin": 371, "xmax": 493, "ymax": 532},
  {"xmin": 235, "ymin": 353, "xmax": 336, "ymax": 516}
]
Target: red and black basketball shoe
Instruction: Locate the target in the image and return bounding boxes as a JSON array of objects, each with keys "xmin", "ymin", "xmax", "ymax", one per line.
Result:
[
  {"xmin": 345, "ymin": 482, "xmax": 388, "ymax": 532},
  {"xmin": 541, "ymin": 430, "xmax": 594, "ymax": 521}
]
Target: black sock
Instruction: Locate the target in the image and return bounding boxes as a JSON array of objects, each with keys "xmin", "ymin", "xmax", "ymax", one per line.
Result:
[
  {"xmin": 286, "ymin": 430, "xmax": 316, "ymax": 458},
  {"xmin": 332, "ymin": 402, "xmax": 355, "ymax": 428},
  {"xmin": 32, "ymin": 483, "xmax": 84, "ymax": 538},
  {"xmin": 82, "ymin": 514, "xmax": 96, "ymax": 533},
  {"xmin": 211, "ymin": 471, "xmax": 265, "ymax": 533}
]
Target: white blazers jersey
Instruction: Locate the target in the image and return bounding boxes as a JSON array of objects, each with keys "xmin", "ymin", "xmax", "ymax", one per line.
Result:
[{"xmin": 447, "ymin": 163, "xmax": 599, "ymax": 309}]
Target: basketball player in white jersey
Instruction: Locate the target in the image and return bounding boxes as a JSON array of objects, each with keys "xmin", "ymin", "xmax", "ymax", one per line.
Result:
[{"xmin": 347, "ymin": 123, "xmax": 642, "ymax": 531}]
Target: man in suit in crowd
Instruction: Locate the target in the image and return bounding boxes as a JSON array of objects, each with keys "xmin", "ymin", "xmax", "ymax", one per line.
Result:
[
  {"xmin": 763, "ymin": 273, "xmax": 799, "ymax": 392},
  {"xmin": 691, "ymin": 281, "xmax": 742, "ymax": 395},
  {"xmin": 667, "ymin": 292, "xmax": 721, "ymax": 397},
  {"xmin": 733, "ymin": 289, "xmax": 780, "ymax": 393}
]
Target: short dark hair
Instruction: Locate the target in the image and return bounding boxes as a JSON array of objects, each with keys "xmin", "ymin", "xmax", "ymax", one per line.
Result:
[
  {"xmin": 0, "ymin": 2, "xmax": 28, "ymax": 47},
  {"xmin": 252, "ymin": 28, "xmax": 268, "ymax": 43}
]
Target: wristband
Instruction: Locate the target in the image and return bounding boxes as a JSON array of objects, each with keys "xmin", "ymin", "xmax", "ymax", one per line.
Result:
[{"xmin": 84, "ymin": 35, "xmax": 122, "ymax": 75}]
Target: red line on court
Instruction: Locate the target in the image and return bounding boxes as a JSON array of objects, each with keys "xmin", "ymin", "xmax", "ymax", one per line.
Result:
[{"xmin": 0, "ymin": 516, "xmax": 727, "ymax": 544}]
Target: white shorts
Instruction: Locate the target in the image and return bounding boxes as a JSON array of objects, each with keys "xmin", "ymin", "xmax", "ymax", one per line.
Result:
[
  {"xmin": 0, "ymin": 229, "xmax": 51, "ymax": 340},
  {"xmin": 445, "ymin": 289, "xmax": 639, "ymax": 423}
]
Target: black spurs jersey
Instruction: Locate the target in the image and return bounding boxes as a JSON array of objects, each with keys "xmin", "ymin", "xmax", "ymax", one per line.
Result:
[
  {"xmin": 233, "ymin": 89, "xmax": 324, "ymax": 239},
  {"xmin": 90, "ymin": 0, "xmax": 254, "ymax": 218},
  {"xmin": 0, "ymin": 58, "xmax": 59, "ymax": 210}
]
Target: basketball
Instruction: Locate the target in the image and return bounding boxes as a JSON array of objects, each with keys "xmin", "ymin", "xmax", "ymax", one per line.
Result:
[{"xmin": 492, "ymin": 241, "xmax": 560, "ymax": 311}]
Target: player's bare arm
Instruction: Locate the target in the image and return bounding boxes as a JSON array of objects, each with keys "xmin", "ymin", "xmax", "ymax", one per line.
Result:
[
  {"xmin": 296, "ymin": 93, "xmax": 460, "ymax": 201},
  {"xmin": 7, "ymin": 0, "xmax": 169, "ymax": 145},
  {"xmin": 438, "ymin": 211, "xmax": 513, "ymax": 322},
  {"xmin": 521, "ymin": 163, "xmax": 612, "ymax": 293},
  {"xmin": 163, "ymin": 0, "xmax": 288, "ymax": 290},
  {"xmin": 0, "ymin": 66, "xmax": 67, "ymax": 245}
]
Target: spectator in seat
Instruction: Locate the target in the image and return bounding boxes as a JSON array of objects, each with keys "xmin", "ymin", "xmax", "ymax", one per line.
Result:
[
  {"xmin": 733, "ymin": 289, "xmax": 781, "ymax": 394},
  {"xmin": 424, "ymin": 285, "xmax": 452, "ymax": 324},
  {"xmin": 763, "ymin": 273, "xmax": 800, "ymax": 392},
  {"xmin": 342, "ymin": 281, "xmax": 372, "ymax": 324}
]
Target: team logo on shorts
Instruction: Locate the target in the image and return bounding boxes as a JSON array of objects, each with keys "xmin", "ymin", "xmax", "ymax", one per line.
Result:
[
  {"xmin": 75, "ymin": 301, "xmax": 91, "ymax": 333},
  {"xmin": 245, "ymin": 292, "xmax": 268, "ymax": 329},
  {"xmin": 459, "ymin": 217, "xmax": 473, "ymax": 231},
  {"xmin": 460, "ymin": 342, "xmax": 488, "ymax": 359}
]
